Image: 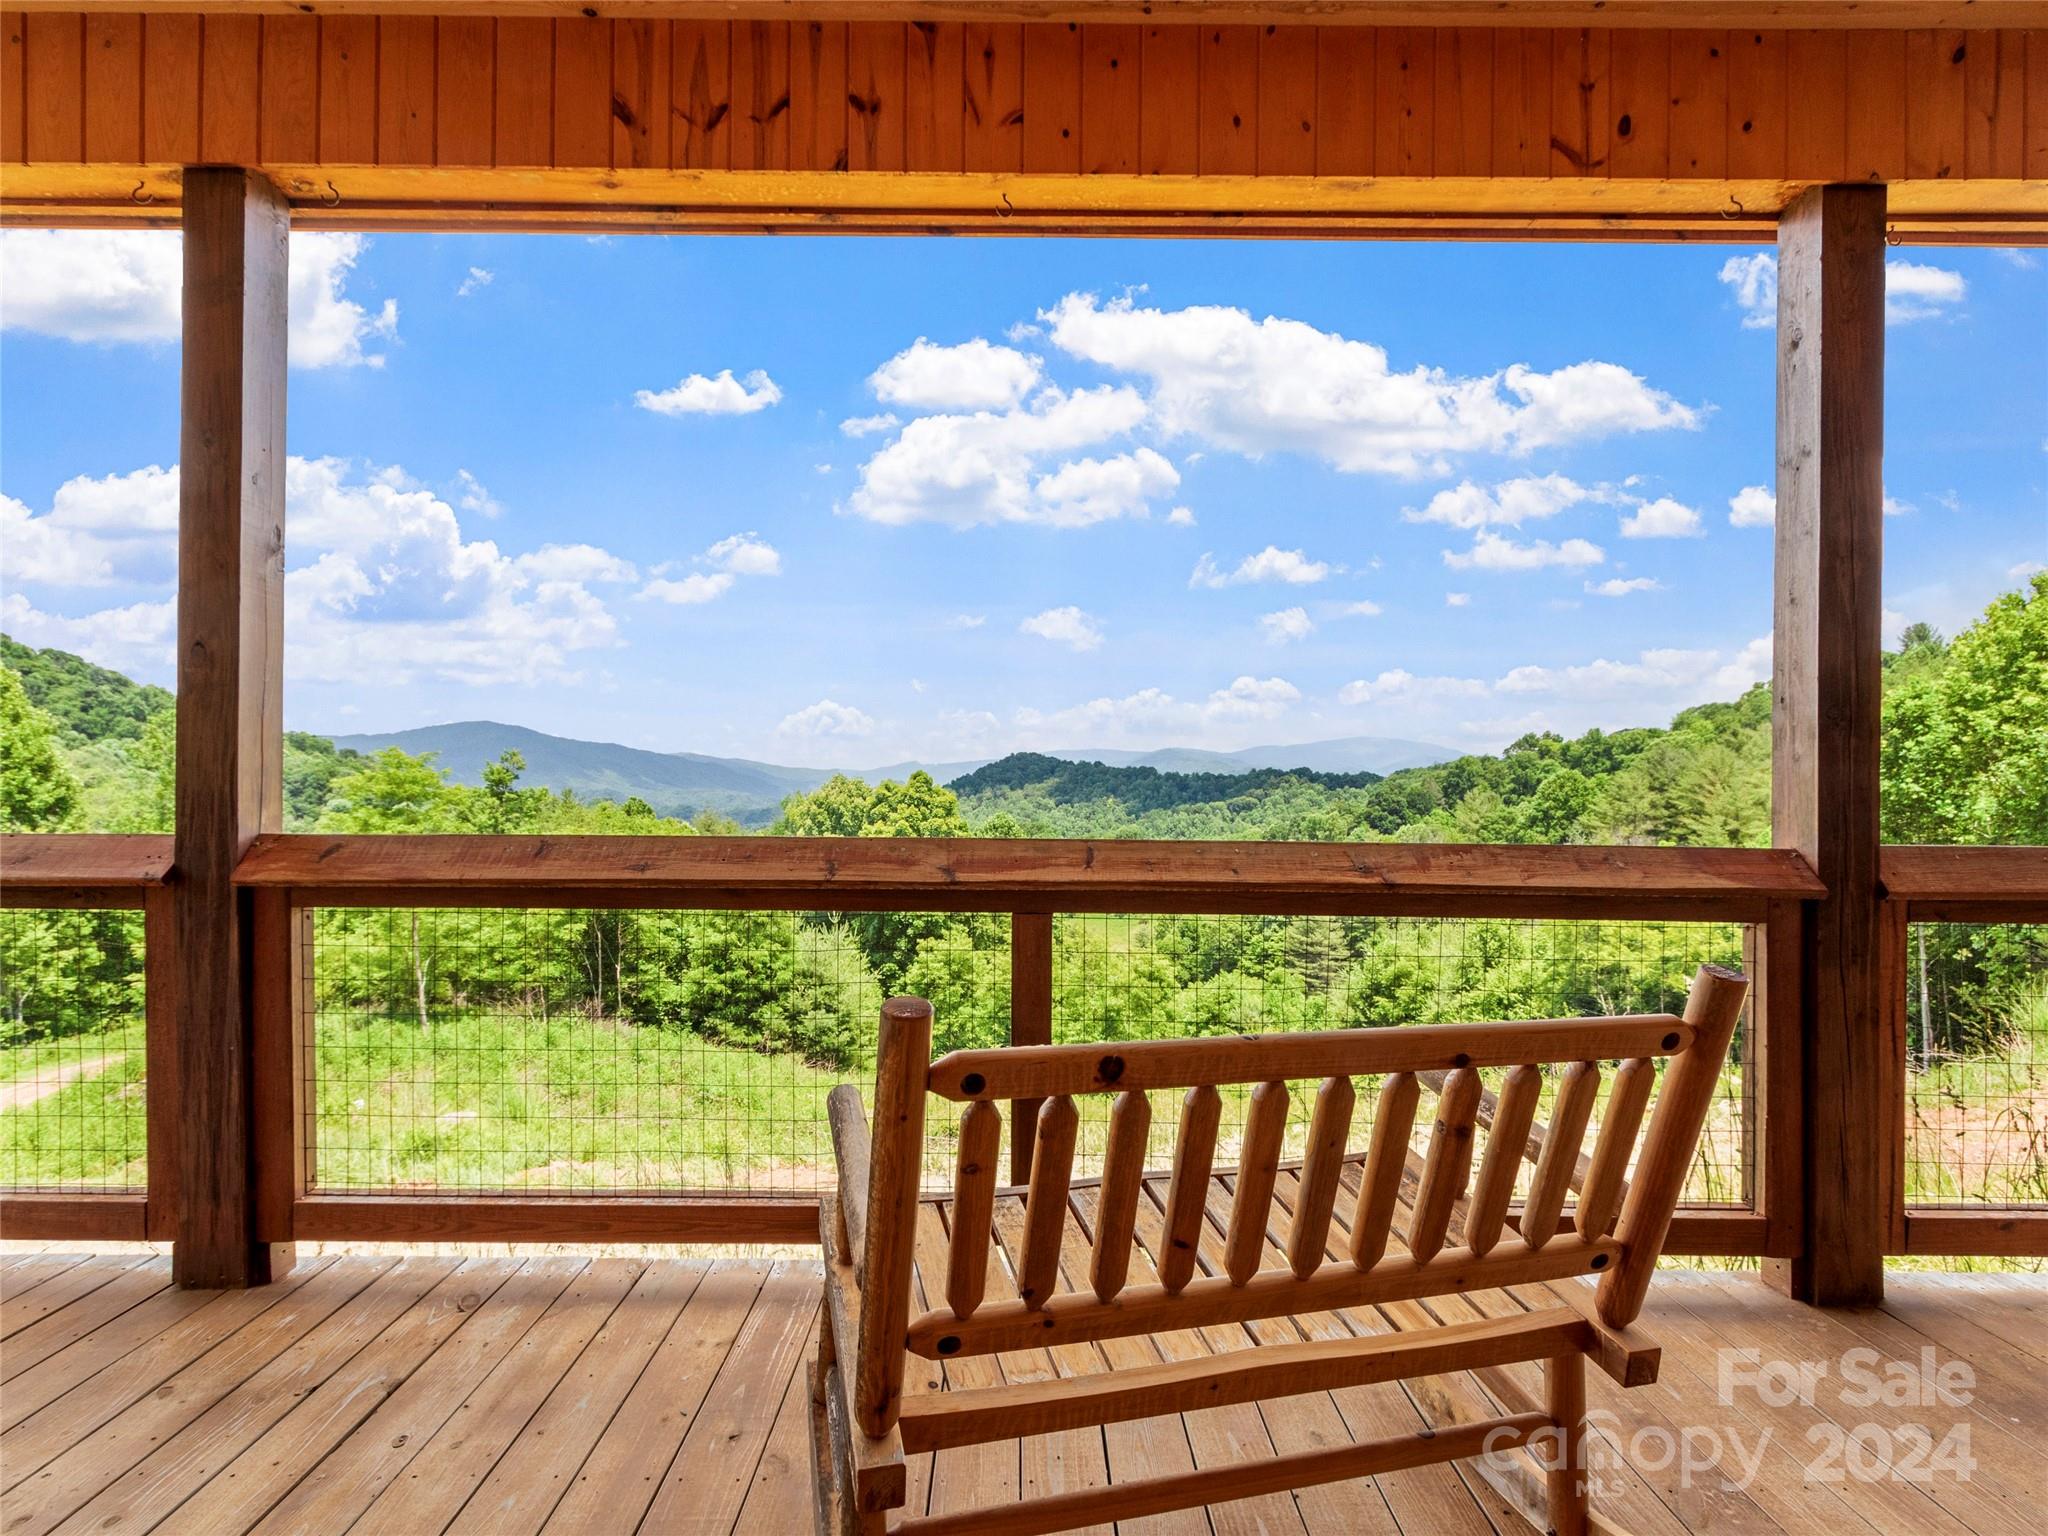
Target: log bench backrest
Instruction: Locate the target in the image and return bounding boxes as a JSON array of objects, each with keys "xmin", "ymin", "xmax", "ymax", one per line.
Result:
[{"xmin": 851, "ymin": 966, "xmax": 1746, "ymax": 1434}]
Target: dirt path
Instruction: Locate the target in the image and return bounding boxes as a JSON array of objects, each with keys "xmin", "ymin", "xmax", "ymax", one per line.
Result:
[{"xmin": 0, "ymin": 1054, "xmax": 125, "ymax": 1113}]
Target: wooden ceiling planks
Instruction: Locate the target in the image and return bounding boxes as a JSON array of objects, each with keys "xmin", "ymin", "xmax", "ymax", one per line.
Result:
[
  {"xmin": 1, "ymin": 12, "xmax": 2043, "ymax": 237},
  {"xmin": 0, "ymin": 3, "xmax": 2038, "ymax": 26}
]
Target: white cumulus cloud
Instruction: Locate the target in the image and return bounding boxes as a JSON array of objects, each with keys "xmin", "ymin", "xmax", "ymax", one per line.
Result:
[
  {"xmin": 634, "ymin": 368, "xmax": 782, "ymax": 416},
  {"xmin": 778, "ymin": 699, "xmax": 876, "ymax": 740},
  {"xmin": 1718, "ymin": 253, "xmax": 1780, "ymax": 329},
  {"xmin": 1032, "ymin": 449, "xmax": 1180, "ymax": 527},
  {"xmin": 1041, "ymin": 292, "xmax": 1698, "ymax": 477},
  {"xmin": 456, "ymin": 470, "xmax": 504, "ymax": 519},
  {"xmin": 868, "ymin": 338, "xmax": 1043, "ymax": 411},
  {"xmin": 1619, "ymin": 497, "xmax": 1704, "ymax": 539},
  {"xmin": 513, "ymin": 544, "xmax": 639, "ymax": 584},
  {"xmin": 840, "ymin": 413, "xmax": 901, "ymax": 438},
  {"xmin": 1259, "ymin": 607, "xmax": 1314, "ymax": 644},
  {"xmin": 1019, "ymin": 605, "xmax": 1104, "ymax": 652},
  {"xmin": 841, "ymin": 385, "xmax": 1159, "ymax": 528},
  {"xmin": 0, "ymin": 465, "xmax": 180, "ymax": 587},
  {"xmin": 1403, "ymin": 474, "xmax": 1621, "ymax": 529},
  {"xmin": 1009, "ymin": 674, "xmax": 1302, "ymax": 749},
  {"xmin": 1884, "ymin": 261, "xmax": 1968, "ymax": 324},
  {"xmin": 0, "ymin": 229, "xmax": 398, "ymax": 368},
  {"xmin": 6, "ymin": 455, "xmax": 656, "ymax": 688},
  {"xmin": 0, "ymin": 591, "xmax": 175, "ymax": 676},
  {"xmin": 703, "ymin": 532, "xmax": 782, "ymax": 577},
  {"xmin": 637, "ymin": 532, "xmax": 781, "ymax": 604},
  {"xmin": 1586, "ymin": 577, "xmax": 1663, "ymax": 597},
  {"xmin": 637, "ymin": 572, "xmax": 733, "ymax": 605},
  {"xmin": 1338, "ymin": 669, "xmax": 1490, "ymax": 706},
  {"xmin": 1442, "ymin": 532, "xmax": 1605, "ymax": 571},
  {"xmin": 281, "ymin": 456, "xmax": 623, "ymax": 684},
  {"xmin": 1190, "ymin": 545, "xmax": 1332, "ymax": 588},
  {"xmin": 1728, "ymin": 485, "xmax": 1775, "ymax": 528}
]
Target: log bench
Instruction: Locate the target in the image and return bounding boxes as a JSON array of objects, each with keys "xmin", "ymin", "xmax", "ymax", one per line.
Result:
[{"xmin": 812, "ymin": 965, "xmax": 1748, "ymax": 1536}]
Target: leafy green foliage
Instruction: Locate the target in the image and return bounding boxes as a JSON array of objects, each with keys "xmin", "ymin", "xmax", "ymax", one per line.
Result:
[
  {"xmin": 0, "ymin": 909, "xmax": 145, "ymax": 1049},
  {"xmin": 0, "ymin": 667, "xmax": 83, "ymax": 833},
  {"xmin": 774, "ymin": 770, "xmax": 968, "ymax": 838},
  {"xmin": 1882, "ymin": 573, "xmax": 2048, "ymax": 847},
  {"xmin": 951, "ymin": 753, "xmax": 1380, "ymax": 815},
  {"xmin": 949, "ymin": 691, "xmax": 1777, "ymax": 847},
  {"xmin": 0, "ymin": 635, "xmax": 171, "ymax": 744}
]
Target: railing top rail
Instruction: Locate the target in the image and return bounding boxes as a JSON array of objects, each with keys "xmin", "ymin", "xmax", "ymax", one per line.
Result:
[
  {"xmin": 228, "ymin": 833, "xmax": 1822, "ymax": 917},
  {"xmin": 0, "ymin": 834, "xmax": 173, "ymax": 905},
  {"xmin": 1879, "ymin": 844, "xmax": 2048, "ymax": 903}
]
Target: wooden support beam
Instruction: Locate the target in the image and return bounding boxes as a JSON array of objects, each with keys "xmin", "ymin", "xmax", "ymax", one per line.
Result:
[
  {"xmin": 1766, "ymin": 182, "xmax": 1887, "ymax": 1307},
  {"xmin": 172, "ymin": 166, "xmax": 290, "ymax": 1289}
]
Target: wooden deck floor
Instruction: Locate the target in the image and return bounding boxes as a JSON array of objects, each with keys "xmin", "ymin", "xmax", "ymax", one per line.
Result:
[{"xmin": 0, "ymin": 1251, "xmax": 2040, "ymax": 1535}]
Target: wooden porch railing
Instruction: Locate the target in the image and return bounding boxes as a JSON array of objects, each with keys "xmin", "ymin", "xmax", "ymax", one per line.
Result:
[
  {"xmin": 3, "ymin": 831, "xmax": 2039, "ymax": 1264},
  {"xmin": 1877, "ymin": 845, "xmax": 2048, "ymax": 1260},
  {"xmin": 0, "ymin": 833, "xmax": 174, "ymax": 1243}
]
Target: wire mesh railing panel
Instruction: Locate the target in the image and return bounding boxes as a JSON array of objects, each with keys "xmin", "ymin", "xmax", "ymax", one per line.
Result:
[
  {"xmin": 1904, "ymin": 921, "xmax": 2048, "ymax": 1210},
  {"xmin": 305, "ymin": 906, "xmax": 996, "ymax": 1197},
  {"xmin": 302, "ymin": 906, "xmax": 1752, "ymax": 1207},
  {"xmin": 1047, "ymin": 914, "xmax": 1752, "ymax": 1207},
  {"xmin": 0, "ymin": 907, "xmax": 148, "ymax": 1193}
]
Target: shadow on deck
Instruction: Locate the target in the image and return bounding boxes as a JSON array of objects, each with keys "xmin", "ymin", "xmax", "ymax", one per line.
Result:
[{"xmin": 0, "ymin": 1252, "xmax": 2039, "ymax": 1535}]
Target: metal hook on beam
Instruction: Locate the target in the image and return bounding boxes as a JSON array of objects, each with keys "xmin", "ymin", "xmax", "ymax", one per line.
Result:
[
  {"xmin": 129, "ymin": 180, "xmax": 154, "ymax": 206},
  {"xmin": 320, "ymin": 180, "xmax": 343, "ymax": 210}
]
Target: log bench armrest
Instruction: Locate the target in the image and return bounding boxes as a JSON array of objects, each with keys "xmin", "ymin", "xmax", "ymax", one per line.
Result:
[
  {"xmin": 817, "ymin": 1194, "xmax": 909, "ymax": 1520},
  {"xmin": 826, "ymin": 1083, "xmax": 873, "ymax": 1272}
]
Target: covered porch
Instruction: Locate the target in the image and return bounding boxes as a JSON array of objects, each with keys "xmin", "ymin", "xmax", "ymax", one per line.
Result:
[{"xmin": 1, "ymin": 1, "xmax": 2045, "ymax": 1531}]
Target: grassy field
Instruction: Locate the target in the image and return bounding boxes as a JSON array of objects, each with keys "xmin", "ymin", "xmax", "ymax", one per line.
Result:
[
  {"xmin": 0, "ymin": 1021, "xmax": 147, "ymax": 1190},
  {"xmin": 306, "ymin": 1013, "xmax": 846, "ymax": 1192}
]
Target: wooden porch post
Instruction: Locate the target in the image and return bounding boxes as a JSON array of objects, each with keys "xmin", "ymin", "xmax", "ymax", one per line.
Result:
[
  {"xmin": 1009, "ymin": 912, "xmax": 1054, "ymax": 1185},
  {"xmin": 173, "ymin": 168, "xmax": 292, "ymax": 1289},
  {"xmin": 1765, "ymin": 184, "xmax": 1887, "ymax": 1307}
]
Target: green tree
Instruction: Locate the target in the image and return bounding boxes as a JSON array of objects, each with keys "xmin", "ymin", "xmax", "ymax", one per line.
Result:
[
  {"xmin": 469, "ymin": 750, "xmax": 546, "ymax": 833},
  {"xmin": 1517, "ymin": 767, "xmax": 1595, "ymax": 843},
  {"xmin": 0, "ymin": 667, "xmax": 83, "ymax": 832},
  {"xmin": 1882, "ymin": 574, "xmax": 2048, "ymax": 846},
  {"xmin": 777, "ymin": 770, "xmax": 968, "ymax": 839},
  {"xmin": 119, "ymin": 710, "xmax": 176, "ymax": 833},
  {"xmin": 320, "ymin": 748, "xmax": 461, "ymax": 833}
]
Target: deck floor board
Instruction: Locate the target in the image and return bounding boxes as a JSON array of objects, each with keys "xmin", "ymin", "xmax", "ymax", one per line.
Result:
[{"xmin": 0, "ymin": 1251, "xmax": 2033, "ymax": 1535}]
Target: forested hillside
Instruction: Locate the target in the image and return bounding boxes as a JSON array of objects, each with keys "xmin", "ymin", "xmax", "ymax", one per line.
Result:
[
  {"xmin": 5, "ymin": 572, "xmax": 2043, "ymax": 848},
  {"xmin": 949, "ymin": 690, "xmax": 1774, "ymax": 846}
]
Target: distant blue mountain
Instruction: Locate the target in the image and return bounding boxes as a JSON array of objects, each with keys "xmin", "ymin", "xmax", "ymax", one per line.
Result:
[{"xmin": 325, "ymin": 720, "xmax": 1457, "ymax": 825}]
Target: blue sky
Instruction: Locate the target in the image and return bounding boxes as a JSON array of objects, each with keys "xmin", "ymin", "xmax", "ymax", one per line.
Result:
[{"xmin": 2, "ymin": 229, "xmax": 2041, "ymax": 766}]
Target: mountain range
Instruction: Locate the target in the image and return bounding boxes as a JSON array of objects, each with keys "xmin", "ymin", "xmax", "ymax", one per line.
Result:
[{"xmin": 325, "ymin": 720, "xmax": 1456, "ymax": 823}]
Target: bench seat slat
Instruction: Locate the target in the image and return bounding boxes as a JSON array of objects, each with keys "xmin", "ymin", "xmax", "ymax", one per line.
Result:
[
  {"xmin": 906, "ymin": 1236, "xmax": 1620, "ymax": 1359},
  {"xmin": 897, "ymin": 1306, "xmax": 1589, "ymax": 1451}
]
